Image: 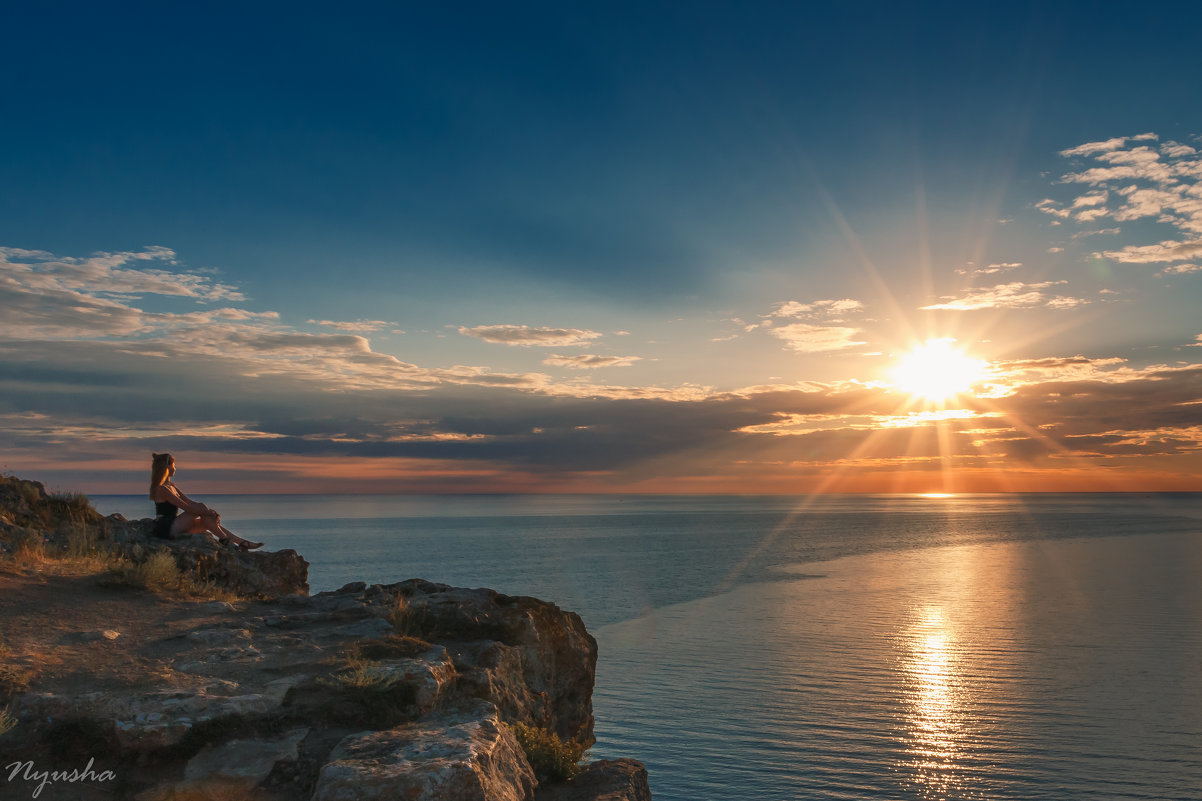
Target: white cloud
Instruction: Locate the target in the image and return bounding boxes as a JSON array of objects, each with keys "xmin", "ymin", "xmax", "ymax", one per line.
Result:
[
  {"xmin": 1101, "ymin": 239, "xmax": 1202, "ymax": 263},
  {"xmin": 0, "ymin": 246, "xmax": 242, "ymax": 301},
  {"xmin": 1035, "ymin": 198, "xmax": 1071, "ymax": 219},
  {"xmin": 1072, "ymin": 191, "xmax": 1109, "ymax": 208},
  {"xmin": 1049, "ymin": 132, "xmax": 1202, "ymax": 252},
  {"xmin": 457, "ymin": 324, "xmax": 603, "ymax": 347},
  {"xmin": 977, "ymin": 262, "xmax": 1022, "ymax": 276},
  {"xmin": 1162, "ymin": 142, "xmax": 1198, "ymax": 158},
  {"xmin": 542, "ymin": 354, "xmax": 641, "ymax": 369},
  {"xmin": 1059, "ymin": 137, "xmax": 1130, "ymax": 157},
  {"xmin": 1158, "ymin": 263, "xmax": 1202, "ymax": 276},
  {"xmin": 921, "ymin": 281, "xmax": 1085, "ymax": 311},
  {"xmin": 773, "ymin": 298, "xmax": 864, "ymax": 319},
  {"xmin": 309, "ymin": 319, "xmax": 395, "ymax": 332},
  {"xmin": 770, "ymin": 323, "xmax": 864, "ymax": 352}
]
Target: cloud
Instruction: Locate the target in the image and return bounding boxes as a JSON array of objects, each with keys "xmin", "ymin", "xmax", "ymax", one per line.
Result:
[
  {"xmin": 5, "ymin": 245, "xmax": 1202, "ymax": 491},
  {"xmin": 1046, "ymin": 133, "xmax": 1202, "ymax": 266},
  {"xmin": 774, "ymin": 298, "xmax": 864, "ymax": 319},
  {"xmin": 769, "ymin": 323, "xmax": 865, "ymax": 352},
  {"xmin": 0, "ymin": 246, "xmax": 243, "ymax": 301},
  {"xmin": 1159, "ymin": 263, "xmax": 1202, "ymax": 276},
  {"xmin": 1072, "ymin": 191, "xmax": 1109, "ymax": 208},
  {"xmin": 1059, "ymin": 137, "xmax": 1133, "ymax": 157},
  {"xmin": 457, "ymin": 324, "xmax": 603, "ymax": 347},
  {"xmin": 958, "ymin": 262, "xmax": 1022, "ymax": 276},
  {"xmin": 542, "ymin": 354, "xmax": 641, "ymax": 369},
  {"xmin": 309, "ymin": 319, "xmax": 396, "ymax": 333},
  {"xmin": 921, "ymin": 281, "xmax": 1085, "ymax": 311},
  {"xmin": 1101, "ymin": 239, "xmax": 1202, "ymax": 263}
]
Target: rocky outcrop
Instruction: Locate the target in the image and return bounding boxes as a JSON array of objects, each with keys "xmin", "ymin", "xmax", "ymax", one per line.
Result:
[
  {"xmin": 0, "ymin": 475, "xmax": 652, "ymax": 800},
  {"xmin": 312, "ymin": 704, "xmax": 536, "ymax": 801},
  {"xmin": 0, "ymin": 474, "xmax": 309, "ymax": 598},
  {"xmin": 535, "ymin": 760, "xmax": 652, "ymax": 801}
]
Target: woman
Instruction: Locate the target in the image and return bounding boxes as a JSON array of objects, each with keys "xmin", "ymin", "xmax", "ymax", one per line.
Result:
[{"xmin": 150, "ymin": 453, "xmax": 263, "ymax": 550}]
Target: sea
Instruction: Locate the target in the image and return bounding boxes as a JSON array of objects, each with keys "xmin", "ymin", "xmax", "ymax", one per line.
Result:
[{"xmin": 91, "ymin": 492, "xmax": 1202, "ymax": 800}]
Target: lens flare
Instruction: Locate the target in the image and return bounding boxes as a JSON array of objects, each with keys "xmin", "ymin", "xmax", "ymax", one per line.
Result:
[{"xmin": 891, "ymin": 339, "xmax": 986, "ymax": 402}]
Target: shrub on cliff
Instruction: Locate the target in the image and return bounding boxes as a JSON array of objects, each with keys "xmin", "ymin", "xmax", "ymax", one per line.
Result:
[{"xmin": 506, "ymin": 721, "xmax": 587, "ymax": 783}]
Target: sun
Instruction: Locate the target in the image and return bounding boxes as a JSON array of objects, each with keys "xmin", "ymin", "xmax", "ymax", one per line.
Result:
[{"xmin": 890, "ymin": 338, "xmax": 986, "ymax": 402}]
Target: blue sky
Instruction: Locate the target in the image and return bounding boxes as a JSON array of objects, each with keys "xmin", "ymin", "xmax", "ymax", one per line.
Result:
[{"xmin": 3, "ymin": 2, "xmax": 1202, "ymax": 492}]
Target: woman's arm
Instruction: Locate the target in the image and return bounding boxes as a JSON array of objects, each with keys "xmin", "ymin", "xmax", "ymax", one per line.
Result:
[{"xmin": 156, "ymin": 483, "xmax": 211, "ymax": 516}]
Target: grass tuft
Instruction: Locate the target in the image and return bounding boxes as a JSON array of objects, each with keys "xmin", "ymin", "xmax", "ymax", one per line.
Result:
[
  {"xmin": 0, "ymin": 707, "xmax": 16, "ymax": 737},
  {"xmin": 321, "ymin": 655, "xmax": 398, "ymax": 692},
  {"xmin": 506, "ymin": 721, "xmax": 587, "ymax": 783},
  {"xmin": 100, "ymin": 551, "xmax": 241, "ymax": 602},
  {"xmin": 0, "ymin": 664, "xmax": 32, "ymax": 700},
  {"xmin": 387, "ymin": 593, "xmax": 429, "ymax": 638}
]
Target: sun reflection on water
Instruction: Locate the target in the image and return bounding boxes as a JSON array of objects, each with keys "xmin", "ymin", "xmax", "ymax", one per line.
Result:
[{"xmin": 898, "ymin": 606, "xmax": 982, "ymax": 800}]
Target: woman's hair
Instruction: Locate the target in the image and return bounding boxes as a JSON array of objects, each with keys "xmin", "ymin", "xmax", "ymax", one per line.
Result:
[{"xmin": 149, "ymin": 452, "xmax": 174, "ymax": 499}]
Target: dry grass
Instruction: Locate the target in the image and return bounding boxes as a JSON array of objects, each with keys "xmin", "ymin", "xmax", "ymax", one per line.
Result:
[
  {"xmin": 0, "ymin": 707, "xmax": 16, "ymax": 737},
  {"xmin": 322, "ymin": 654, "xmax": 398, "ymax": 692},
  {"xmin": 0, "ymin": 663, "xmax": 32, "ymax": 699},
  {"xmin": 100, "ymin": 551, "xmax": 240, "ymax": 603},
  {"xmin": 387, "ymin": 593, "xmax": 429, "ymax": 638}
]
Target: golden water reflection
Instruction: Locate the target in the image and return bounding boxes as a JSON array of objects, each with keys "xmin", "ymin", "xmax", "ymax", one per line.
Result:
[{"xmin": 899, "ymin": 605, "xmax": 982, "ymax": 800}]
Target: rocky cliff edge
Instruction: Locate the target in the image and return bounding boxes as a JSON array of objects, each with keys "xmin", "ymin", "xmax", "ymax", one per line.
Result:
[{"xmin": 0, "ymin": 475, "xmax": 651, "ymax": 801}]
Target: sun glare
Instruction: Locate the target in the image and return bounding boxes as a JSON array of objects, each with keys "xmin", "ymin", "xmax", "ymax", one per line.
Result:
[{"xmin": 890, "ymin": 339, "xmax": 986, "ymax": 402}]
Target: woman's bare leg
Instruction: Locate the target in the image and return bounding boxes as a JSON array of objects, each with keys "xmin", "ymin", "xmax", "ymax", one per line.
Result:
[
  {"xmin": 173, "ymin": 514, "xmax": 262, "ymax": 549},
  {"xmin": 214, "ymin": 521, "xmax": 262, "ymax": 550}
]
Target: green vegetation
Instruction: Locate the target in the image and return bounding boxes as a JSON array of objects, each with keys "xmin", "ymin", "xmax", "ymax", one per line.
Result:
[{"xmin": 506, "ymin": 721, "xmax": 587, "ymax": 783}]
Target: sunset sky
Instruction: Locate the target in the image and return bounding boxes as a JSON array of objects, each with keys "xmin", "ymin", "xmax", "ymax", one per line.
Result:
[{"xmin": 3, "ymin": 2, "xmax": 1201, "ymax": 494}]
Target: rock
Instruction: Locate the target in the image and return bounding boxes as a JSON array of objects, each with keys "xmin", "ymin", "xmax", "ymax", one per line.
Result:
[
  {"xmin": 181, "ymin": 726, "xmax": 309, "ymax": 786},
  {"xmin": 534, "ymin": 760, "xmax": 652, "ymax": 801},
  {"xmin": 312, "ymin": 705, "xmax": 536, "ymax": 801},
  {"xmin": 166, "ymin": 541, "xmax": 309, "ymax": 599},
  {"xmin": 63, "ymin": 629, "xmax": 121, "ymax": 643},
  {"xmin": 376, "ymin": 581, "xmax": 598, "ymax": 743}
]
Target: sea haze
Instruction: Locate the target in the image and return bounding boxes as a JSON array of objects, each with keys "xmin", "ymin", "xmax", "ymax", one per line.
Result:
[{"xmin": 92, "ymin": 493, "xmax": 1202, "ymax": 799}]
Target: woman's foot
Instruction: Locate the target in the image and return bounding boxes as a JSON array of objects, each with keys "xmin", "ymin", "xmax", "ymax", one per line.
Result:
[{"xmin": 239, "ymin": 540, "xmax": 264, "ymax": 551}]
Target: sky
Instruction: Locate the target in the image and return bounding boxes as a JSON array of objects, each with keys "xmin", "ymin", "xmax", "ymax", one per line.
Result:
[{"xmin": 2, "ymin": 1, "xmax": 1201, "ymax": 494}]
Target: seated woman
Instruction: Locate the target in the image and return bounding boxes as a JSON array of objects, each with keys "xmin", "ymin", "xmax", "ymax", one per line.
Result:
[{"xmin": 150, "ymin": 452, "xmax": 263, "ymax": 550}]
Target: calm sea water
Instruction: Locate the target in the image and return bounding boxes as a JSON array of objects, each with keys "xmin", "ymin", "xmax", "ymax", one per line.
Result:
[{"xmin": 93, "ymin": 493, "xmax": 1202, "ymax": 800}]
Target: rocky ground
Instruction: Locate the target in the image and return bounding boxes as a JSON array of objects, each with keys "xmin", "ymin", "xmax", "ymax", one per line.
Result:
[{"xmin": 0, "ymin": 476, "xmax": 651, "ymax": 801}]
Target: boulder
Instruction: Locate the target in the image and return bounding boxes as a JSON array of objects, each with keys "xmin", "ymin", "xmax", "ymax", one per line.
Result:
[
  {"xmin": 312, "ymin": 704, "xmax": 536, "ymax": 801},
  {"xmin": 368, "ymin": 580, "xmax": 597, "ymax": 744},
  {"xmin": 535, "ymin": 760, "xmax": 652, "ymax": 801}
]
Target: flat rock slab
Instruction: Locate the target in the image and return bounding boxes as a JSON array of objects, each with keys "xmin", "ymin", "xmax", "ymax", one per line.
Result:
[{"xmin": 312, "ymin": 705, "xmax": 536, "ymax": 801}]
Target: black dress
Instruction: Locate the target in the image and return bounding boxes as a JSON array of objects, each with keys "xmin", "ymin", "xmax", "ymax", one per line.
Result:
[{"xmin": 152, "ymin": 500, "xmax": 179, "ymax": 539}]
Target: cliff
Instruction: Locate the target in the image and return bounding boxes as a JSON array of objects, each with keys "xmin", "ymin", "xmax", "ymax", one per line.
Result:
[{"xmin": 0, "ymin": 476, "xmax": 651, "ymax": 801}]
